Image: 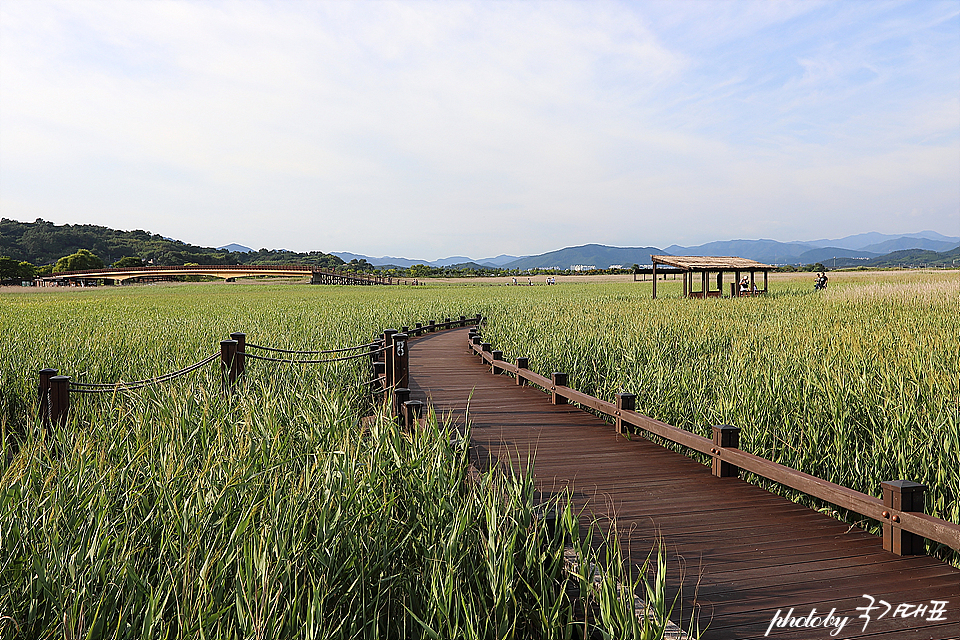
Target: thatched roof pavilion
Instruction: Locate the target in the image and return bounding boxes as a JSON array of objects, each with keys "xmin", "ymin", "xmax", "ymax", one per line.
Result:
[{"xmin": 650, "ymin": 255, "xmax": 775, "ymax": 299}]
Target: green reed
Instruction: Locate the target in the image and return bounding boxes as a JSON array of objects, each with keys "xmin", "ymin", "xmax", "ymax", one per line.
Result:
[{"xmin": 1, "ymin": 284, "xmax": 684, "ymax": 639}]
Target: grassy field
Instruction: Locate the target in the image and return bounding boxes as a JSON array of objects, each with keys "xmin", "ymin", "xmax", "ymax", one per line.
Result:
[
  {"xmin": 0, "ymin": 284, "xmax": 684, "ymax": 640},
  {"xmin": 1, "ymin": 270, "xmax": 957, "ymax": 637}
]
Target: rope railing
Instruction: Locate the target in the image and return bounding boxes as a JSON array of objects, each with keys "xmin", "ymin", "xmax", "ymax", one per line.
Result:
[
  {"xmin": 70, "ymin": 353, "xmax": 220, "ymax": 392},
  {"xmin": 244, "ymin": 344, "xmax": 388, "ymax": 365},
  {"xmin": 245, "ymin": 341, "xmax": 378, "ymax": 355},
  {"xmin": 36, "ymin": 313, "xmax": 483, "ymax": 434}
]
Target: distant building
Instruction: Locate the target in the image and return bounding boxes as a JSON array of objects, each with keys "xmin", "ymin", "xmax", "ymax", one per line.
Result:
[
  {"xmin": 609, "ymin": 264, "xmax": 623, "ymax": 270},
  {"xmin": 570, "ymin": 265, "xmax": 596, "ymax": 272}
]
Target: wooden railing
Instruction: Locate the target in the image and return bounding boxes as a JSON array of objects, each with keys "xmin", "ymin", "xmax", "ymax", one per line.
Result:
[{"xmin": 466, "ymin": 329, "xmax": 960, "ymax": 558}]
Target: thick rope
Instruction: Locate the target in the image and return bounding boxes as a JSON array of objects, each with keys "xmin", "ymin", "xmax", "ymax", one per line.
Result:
[
  {"xmin": 243, "ymin": 345, "xmax": 387, "ymax": 365},
  {"xmin": 70, "ymin": 353, "xmax": 219, "ymax": 392},
  {"xmin": 245, "ymin": 341, "xmax": 378, "ymax": 355}
]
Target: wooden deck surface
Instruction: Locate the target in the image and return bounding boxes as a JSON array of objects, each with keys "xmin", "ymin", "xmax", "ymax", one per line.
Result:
[{"xmin": 407, "ymin": 328, "xmax": 960, "ymax": 640}]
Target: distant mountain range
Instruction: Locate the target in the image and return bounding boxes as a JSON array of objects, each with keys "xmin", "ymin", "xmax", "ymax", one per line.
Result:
[
  {"xmin": 3, "ymin": 218, "xmax": 956, "ymax": 271},
  {"xmin": 332, "ymin": 231, "xmax": 959, "ymax": 270}
]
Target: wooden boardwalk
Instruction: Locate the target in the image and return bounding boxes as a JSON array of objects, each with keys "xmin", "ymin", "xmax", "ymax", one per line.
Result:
[{"xmin": 407, "ymin": 328, "xmax": 960, "ymax": 640}]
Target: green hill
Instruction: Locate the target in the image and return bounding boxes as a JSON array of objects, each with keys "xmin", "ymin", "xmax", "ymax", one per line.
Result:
[{"xmin": 0, "ymin": 218, "xmax": 346, "ymax": 269}]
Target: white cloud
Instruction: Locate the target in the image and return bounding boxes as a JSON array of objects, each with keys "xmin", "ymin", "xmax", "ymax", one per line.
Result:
[{"xmin": 1, "ymin": 0, "xmax": 957, "ymax": 259}]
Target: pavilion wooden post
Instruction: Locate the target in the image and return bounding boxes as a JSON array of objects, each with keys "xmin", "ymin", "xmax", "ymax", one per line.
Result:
[
  {"xmin": 551, "ymin": 373, "xmax": 568, "ymax": 405},
  {"xmin": 515, "ymin": 357, "xmax": 529, "ymax": 386},
  {"xmin": 701, "ymin": 270, "xmax": 707, "ymax": 298},
  {"xmin": 651, "ymin": 261, "xmax": 658, "ymax": 299},
  {"xmin": 615, "ymin": 393, "xmax": 636, "ymax": 435},
  {"xmin": 717, "ymin": 272, "xmax": 723, "ymax": 296},
  {"xmin": 763, "ymin": 271, "xmax": 768, "ymax": 294},
  {"xmin": 882, "ymin": 480, "xmax": 927, "ymax": 555},
  {"xmin": 734, "ymin": 270, "xmax": 740, "ymax": 297},
  {"xmin": 712, "ymin": 425, "xmax": 741, "ymax": 477},
  {"xmin": 750, "ymin": 271, "xmax": 755, "ymax": 292}
]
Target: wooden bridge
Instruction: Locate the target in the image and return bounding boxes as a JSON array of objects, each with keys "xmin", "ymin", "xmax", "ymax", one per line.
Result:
[
  {"xmin": 400, "ymin": 326, "xmax": 960, "ymax": 640},
  {"xmin": 37, "ymin": 264, "xmax": 391, "ymax": 285}
]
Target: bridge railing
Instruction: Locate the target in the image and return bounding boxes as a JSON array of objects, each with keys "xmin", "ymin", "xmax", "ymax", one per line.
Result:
[
  {"xmin": 466, "ymin": 329, "xmax": 960, "ymax": 559},
  {"xmin": 39, "ymin": 264, "xmax": 390, "ymax": 285}
]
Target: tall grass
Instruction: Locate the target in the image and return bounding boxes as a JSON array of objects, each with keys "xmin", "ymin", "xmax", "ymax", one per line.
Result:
[
  {"xmin": 479, "ymin": 273, "xmax": 959, "ymax": 563},
  {"xmin": 1, "ymin": 284, "xmax": 684, "ymax": 639}
]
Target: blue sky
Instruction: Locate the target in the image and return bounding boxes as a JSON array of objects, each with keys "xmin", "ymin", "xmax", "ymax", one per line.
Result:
[{"xmin": 1, "ymin": 0, "xmax": 957, "ymax": 260}]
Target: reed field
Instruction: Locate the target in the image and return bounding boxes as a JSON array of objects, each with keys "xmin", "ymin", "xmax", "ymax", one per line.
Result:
[
  {"xmin": 1, "ymin": 270, "xmax": 956, "ymax": 637},
  {"xmin": 0, "ymin": 284, "xmax": 686, "ymax": 640}
]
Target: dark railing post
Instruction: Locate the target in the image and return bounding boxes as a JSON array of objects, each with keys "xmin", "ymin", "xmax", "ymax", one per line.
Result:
[
  {"xmin": 39, "ymin": 368, "xmax": 58, "ymax": 425},
  {"xmin": 401, "ymin": 326, "xmax": 409, "ymax": 334},
  {"xmin": 711, "ymin": 425, "xmax": 741, "ymax": 477},
  {"xmin": 392, "ymin": 333, "xmax": 409, "ymax": 389},
  {"xmin": 221, "ymin": 339, "xmax": 238, "ymax": 392},
  {"xmin": 459, "ymin": 315, "xmax": 466, "ymax": 327},
  {"xmin": 49, "ymin": 375, "xmax": 70, "ymax": 428},
  {"xmin": 615, "ymin": 393, "xmax": 636, "ymax": 435},
  {"xmin": 882, "ymin": 480, "xmax": 927, "ymax": 555},
  {"xmin": 428, "ymin": 320, "xmax": 436, "ymax": 333},
  {"xmin": 403, "ymin": 399, "xmax": 423, "ymax": 430},
  {"xmin": 230, "ymin": 332, "xmax": 245, "ymax": 379},
  {"xmin": 415, "ymin": 322, "xmax": 422, "ymax": 336},
  {"xmin": 480, "ymin": 342, "xmax": 491, "ymax": 357},
  {"xmin": 393, "ymin": 387, "xmax": 410, "ymax": 419},
  {"xmin": 382, "ymin": 329, "xmax": 398, "ymax": 388},
  {"xmin": 551, "ymin": 372, "xmax": 568, "ymax": 405},
  {"xmin": 491, "ymin": 350, "xmax": 503, "ymax": 375},
  {"xmin": 515, "ymin": 357, "xmax": 528, "ymax": 386},
  {"xmin": 475, "ymin": 313, "xmax": 482, "ymax": 326}
]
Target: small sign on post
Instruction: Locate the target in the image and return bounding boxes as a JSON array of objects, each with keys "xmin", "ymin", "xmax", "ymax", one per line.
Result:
[{"xmin": 392, "ymin": 333, "xmax": 409, "ymax": 389}]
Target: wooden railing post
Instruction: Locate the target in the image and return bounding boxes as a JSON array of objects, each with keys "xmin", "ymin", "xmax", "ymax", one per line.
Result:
[
  {"xmin": 401, "ymin": 326, "xmax": 409, "ymax": 334},
  {"xmin": 515, "ymin": 357, "xmax": 529, "ymax": 386},
  {"xmin": 415, "ymin": 322, "xmax": 422, "ymax": 336},
  {"xmin": 230, "ymin": 332, "xmax": 245, "ymax": 379},
  {"xmin": 403, "ymin": 399, "xmax": 423, "ymax": 430},
  {"xmin": 475, "ymin": 313, "xmax": 482, "ymax": 326},
  {"xmin": 480, "ymin": 342, "xmax": 492, "ymax": 356},
  {"xmin": 491, "ymin": 350, "xmax": 504, "ymax": 375},
  {"xmin": 39, "ymin": 368, "xmax": 58, "ymax": 425},
  {"xmin": 48, "ymin": 375, "xmax": 70, "ymax": 428},
  {"xmin": 221, "ymin": 339, "xmax": 238, "ymax": 392},
  {"xmin": 615, "ymin": 393, "xmax": 636, "ymax": 435},
  {"xmin": 393, "ymin": 387, "xmax": 410, "ymax": 419},
  {"xmin": 428, "ymin": 320, "xmax": 436, "ymax": 333},
  {"xmin": 382, "ymin": 329, "xmax": 398, "ymax": 388},
  {"xmin": 711, "ymin": 425, "xmax": 741, "ymax": 477},
  {"xmin": 392, "ymin": 333, "xmax": 409, "ymax": 389},
  {"xmin": 459, "ymin": 315, "xmax": 466, "ymax": 327},
  {"xmin": 551, "ymin": 372, "xmax": 568, "ymax": 405},
  {"xmin": 882, "ymin": 480, "xmax": 927, "ymax": 555}
]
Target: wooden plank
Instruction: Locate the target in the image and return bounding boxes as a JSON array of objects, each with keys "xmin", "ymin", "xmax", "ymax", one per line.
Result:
[{"xmin": 408, "ymin": 328, "xmax": 960, "ymax": 639}]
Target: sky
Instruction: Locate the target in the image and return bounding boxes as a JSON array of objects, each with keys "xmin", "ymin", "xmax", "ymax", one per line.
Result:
[{"xmin": 1, "ymin": 1, "xmax": 958, "ymax": 260}]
